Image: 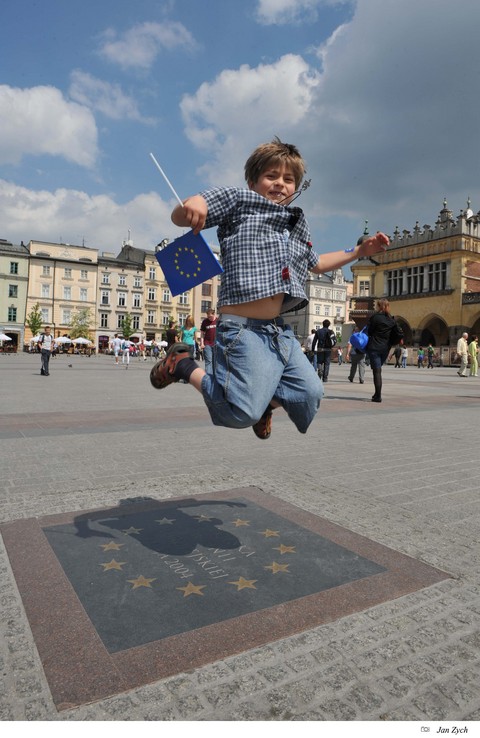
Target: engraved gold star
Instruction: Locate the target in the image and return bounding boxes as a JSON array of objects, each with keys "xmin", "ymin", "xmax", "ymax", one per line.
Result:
[
  {"xmin": 122, "ymin": 526, "xmax": 143, "ymax": 535},
  {"xmin": 260, "ymin": 529, "xmax": 280, "ymax": 538},
  {"xmin": 155, "ymin": 517, "xmax": 175, "ymax": 525},
  {"xmin": 264, "ymin": 561, "xmax": 290, "ymax": 574},
  {"xmin": 100, "ymin": 541, "xmax": 125, "ymax": 551},
  {"xmin": 177, "ymin": 581, "xmax": 206, "ymax": 597},
  {"xmin": 273, "ymin": 544, "xmax": 296, "ymax": 555},
  {"xmin": 232, "ymin": 518, "xmax": 250, "ymax": 527},
  {"xmin": 99, "ymin": 559, "xmax": 127, "ymax": 571},
  {"xmin": 228, "ymin": 577, "xmax": 257, "ymax": 590},
  {"xmin": 127, "ymin": 575, "xmax": 156, "ymax": 589}
]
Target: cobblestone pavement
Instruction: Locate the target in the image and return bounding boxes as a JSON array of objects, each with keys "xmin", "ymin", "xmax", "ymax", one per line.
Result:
[{"xmin": 0, "ymin": 352, "xmax": 479, "ymax": 723}]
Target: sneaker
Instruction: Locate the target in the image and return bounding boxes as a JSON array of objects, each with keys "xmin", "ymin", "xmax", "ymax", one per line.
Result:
[
  {"xmin": 150, "ymin": 343, "xmax": 191, "ymax": 389},
  {"xmin": 252, "ymin": 405, "xmax": 273, "ymax": 440}
]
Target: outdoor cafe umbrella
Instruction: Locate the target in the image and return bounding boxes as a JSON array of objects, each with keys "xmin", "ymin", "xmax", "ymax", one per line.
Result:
[
  {"xmin": 72, "ymin": 337, "xmax": 92, "ymax": 345},
  {"xmin": 55, "ymin": 337, "xmax": 72, "ymax": 344},
  {"xmin": 0, "ymin": 334, "xmax": 12, "ymax": 341}
]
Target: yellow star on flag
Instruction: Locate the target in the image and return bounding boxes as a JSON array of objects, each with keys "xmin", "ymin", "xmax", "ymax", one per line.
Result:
[
  {"xmin": 127, "ymin": 575, "xmax": 156, "ymax": 589},
  {"xmin": 260, "ymin": 529, "xmax": 280, "ymax": 538},
  {"xmin": 273, "ymin": 544, "xmax": 296, "ymax": 555},
  {"xmin": 177, "ymin": 581, "xmax": 206, "ymax": 597},
  {"xmin": 264, "ymin": 561, "xmax": 290, "ymax": 574},
  {"xmin": 228, "ymin": 577, "xmax": 257, "ymax": 590},
  {"xmin": 232, "ymin": 518, "xmax": 250, "ymax": 527},
  {"xmin": 122, "ymin": 527, "xmax": 143, "ymax": 535},
  {"xmin": 100, "ymin": 541, "xmax": 124, "ymax": 551},
  {"xmin": 99, "ymin": 559, "xmax": 126, "ymax": 571}
]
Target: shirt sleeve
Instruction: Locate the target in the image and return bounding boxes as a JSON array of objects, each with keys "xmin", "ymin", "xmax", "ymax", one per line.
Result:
[{"xmin": 200, "ymin": 187, "xmax": 240, "ymax": 230}]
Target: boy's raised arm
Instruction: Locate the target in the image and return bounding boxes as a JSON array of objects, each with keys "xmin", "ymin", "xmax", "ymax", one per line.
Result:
[
  {"xmin": 171, "ymin": 195, "xmax": 208, "ymax": 235},
  {"xmin": 311, "ymin": 232, "xmax": 389, "ymax": 275}
]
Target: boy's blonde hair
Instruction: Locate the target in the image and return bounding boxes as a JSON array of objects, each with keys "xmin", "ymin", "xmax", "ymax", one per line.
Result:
[{"xmin": 244, "ymin": 136, "xmax": 306, "ymax": 189}]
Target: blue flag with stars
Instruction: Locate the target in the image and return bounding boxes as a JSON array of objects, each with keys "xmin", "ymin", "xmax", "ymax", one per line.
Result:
[{"xmin": 155, "ymin": 231, "xmax": 223, "ymax": 296}]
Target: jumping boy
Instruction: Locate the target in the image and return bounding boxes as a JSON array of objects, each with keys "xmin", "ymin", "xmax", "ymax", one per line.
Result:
[{"xmin": 150, "ymin": 137, "xmax": 389, "ymax": 439}]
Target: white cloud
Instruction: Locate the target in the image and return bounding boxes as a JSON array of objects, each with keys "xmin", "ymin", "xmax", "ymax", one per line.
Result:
[
  {"xmin": 0, "ymin": 85, "xmax": 98, "ymax": 168},
  {"xmin": 180, "ymin": 54, "xmax": 320, "ymax": 186},
  {"xmin": 99, "ymin": 21, "xmax": 198, "ymax": 70},
  {"xmin": 255, "ymin": 0, "xmax": 349, "ymax": 25},
  {"xmin": 69, "ymin": 71, "xmax": 155, "ymax": 124},
  {"xmin": 0, "ymin": 179, "xmax": 176, "ymax": 250},
  {"xmin": 179, "ymin": 0, "xmax": 480, "ymax": 237}
]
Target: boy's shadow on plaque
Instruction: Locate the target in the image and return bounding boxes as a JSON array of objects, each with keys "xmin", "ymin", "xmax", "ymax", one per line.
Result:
[{"xmin": 72, "ymin": 497, "xmax": 247, "ymax": 556}]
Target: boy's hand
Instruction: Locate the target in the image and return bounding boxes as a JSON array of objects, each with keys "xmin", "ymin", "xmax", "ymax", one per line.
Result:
[
  {"xmin": 174, "ymin": 195, "xmax": 208, "ymax": 234},
  {"xmin": 358, "ymin": 232, "xmax": 389, "ymax": 256}
]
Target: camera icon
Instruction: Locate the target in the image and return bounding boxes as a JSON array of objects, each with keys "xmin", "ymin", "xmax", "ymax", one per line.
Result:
[{"xmin": 421, "ymin": 728, "xmax": 430, "ymax": 733}]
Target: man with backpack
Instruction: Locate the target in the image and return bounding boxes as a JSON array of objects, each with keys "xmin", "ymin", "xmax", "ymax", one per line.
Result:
[
  {"xmin": 312, "ymin": 319, "xmax": 337, "ymax": 383},
  {"xmin": 38, "ymin": 325, "xmax": 54, "ymax": 376}
]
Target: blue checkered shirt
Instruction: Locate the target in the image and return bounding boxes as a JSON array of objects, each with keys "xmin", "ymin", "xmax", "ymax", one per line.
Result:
[{"xmin": 200, "ymin": 187, "xmax": 319, "ymax": 314}]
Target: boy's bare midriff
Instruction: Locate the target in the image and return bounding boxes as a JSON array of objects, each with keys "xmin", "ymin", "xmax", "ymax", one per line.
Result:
[{"xmin": 221, "ymin": 293, "xmax": 284, "ymax": 320}]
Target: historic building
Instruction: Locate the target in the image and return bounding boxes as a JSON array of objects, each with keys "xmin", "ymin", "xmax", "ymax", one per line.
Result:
[
  {"xmin": 0, "ymin": 239, "xmax": 29, "ymax": 350},
  {"xmin": 350, "ymin": 199, "xmax": 480, "ymax": 357},
  {"xmin": 25, "ymin": 240, "xmax": 99, "ymax": 342}
]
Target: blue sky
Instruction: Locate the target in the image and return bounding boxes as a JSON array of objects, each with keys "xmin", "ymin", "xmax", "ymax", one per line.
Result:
[{"xmin": 2, "ymin": 0, "xmax": 480, "ymax": 259}]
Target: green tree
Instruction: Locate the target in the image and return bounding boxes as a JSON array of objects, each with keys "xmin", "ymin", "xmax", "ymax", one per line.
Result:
[
  {"xmin": 121, "ymin": 312, "xmax": 133, "ymax": 339},
  {"xmin": 69, "ymin": 307, "xmax": 93, "ymax": 340},
  {"xmin": 25, "ymin": 302, "xmax": 43, "ymax": 337}
]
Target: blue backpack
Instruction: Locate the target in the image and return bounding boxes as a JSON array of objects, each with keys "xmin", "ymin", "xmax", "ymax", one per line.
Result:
[{"xmin": 349, "ymin": 327, "xmax": 369, "ymax": 352}]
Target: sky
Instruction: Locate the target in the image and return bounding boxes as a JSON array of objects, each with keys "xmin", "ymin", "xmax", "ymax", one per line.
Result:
[{"xmin": 2, "ymin": 0, "xmax": 480, "ymax": 260}]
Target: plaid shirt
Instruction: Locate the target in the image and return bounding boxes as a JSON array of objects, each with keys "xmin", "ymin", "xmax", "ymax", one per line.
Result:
[{"xmin": 200, "ymin": 187, "xmax": 319, "ymax": 314}]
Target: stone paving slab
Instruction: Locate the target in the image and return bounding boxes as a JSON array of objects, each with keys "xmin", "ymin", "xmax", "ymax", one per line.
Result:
[{"xmin": 0, "ymin": 353, "xmax": 479, "ymax": 723}]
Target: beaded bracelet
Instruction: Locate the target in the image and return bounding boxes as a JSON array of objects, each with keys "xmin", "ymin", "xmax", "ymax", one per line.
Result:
[{"xmin": 344, "ymin": 247, "xmax": 355, "ymax": 253}]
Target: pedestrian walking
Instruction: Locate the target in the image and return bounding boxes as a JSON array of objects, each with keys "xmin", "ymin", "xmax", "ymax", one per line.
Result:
[{"xmin": 38, "ymin": 326, "xmax": 54, "ymax": 376}]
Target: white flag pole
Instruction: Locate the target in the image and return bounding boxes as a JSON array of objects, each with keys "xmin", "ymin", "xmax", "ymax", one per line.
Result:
[{"xmin": 149, "ymin": 153, "xmax": 184, "ymax": 207}]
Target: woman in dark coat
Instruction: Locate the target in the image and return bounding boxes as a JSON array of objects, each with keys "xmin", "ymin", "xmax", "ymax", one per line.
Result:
[{"xmin": 367, "ymin": 298, "xmax": 399, "ymax": 403}]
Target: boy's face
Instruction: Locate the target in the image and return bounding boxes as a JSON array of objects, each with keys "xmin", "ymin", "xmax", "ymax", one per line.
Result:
[{"xmin": 249, "ymin": 162, "xmax": 297, "ymax": 205}]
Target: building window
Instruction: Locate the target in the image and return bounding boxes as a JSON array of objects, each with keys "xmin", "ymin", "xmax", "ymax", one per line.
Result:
[
  {"xmin": 102, "ymin": 273, "xmax": 110, "ymax": 284},
  {"xmin": 315, "ymin": 304, "xmax": 321, "ymax": 315},
  {"xmin": 41, "ymin": 308, "xmax": 49, "ymax": 322},
  {"xmin": 202, "ymin": 283, "xmax": 212, "ymax": 296},
  {"xmin": 80, "ymin": 288, "xmax": 88, "ymax": 301},
  {"xmin": 63, "ymin": 286, "xmax": 71, "ymax": 300},
  {"xmin": 386, "ymin": 270, "xmax": 402, "ymax": 297},
  {"xmin": 428, "ymin": 261, "xmax": 447, "ymax": 292},
  {"xmin": 42, "ymin": 265, "xmax": 51, "ymax": 276},
  {"xmin": 149, "ymin": 267, "xmax": 156, "ymax": 280},
  {"xmin": 162, "ymin": 312, "xmax": 170, "ymax": 325},
  {"xmin": 201, "ymin": 301, "xmax": 212, "ymax": 313},
  {"xmin": 134, "ymin": 276, "xmax": 142, "ymax": 288},
  {"xmin": 64, "ymin": 267, "xmax": 72, "ymax": 278},
  {"xmin": 336, "ymin": 306, "xmax": 342, "ymax": 318},
  {"xmin": 407, "ymin": 266, "xmax": 424, "ymax": 295},
  {"xmin": 62, "ymin": 310, "xmax": 71, "ymax": 324},
  {"xmin": 80, "ymin": 269, "xmax": 88, "ymax": 280},
  {"xmin": 10, "ymin": 262, "xmax": 18, "ymax": 274},
  {"xmin": 324, "ymin": 306, "xmax": 330, "ymax": 316},
  {"xmin": 100, "ymin": 313, "xmax": 109, "ymax": 328},
  {"xmin": 42, "ymin": 284, "xmax": 50, "ymax": 298},
  {"xmin": 8, "ymin": 307, "xmax": 17, "ymax": 322},
  {"xmin": 101, "ymin": 290, "xmax": 109, "ymax": 305},
  {"xmin": 162, "ymin": 289, "xmax": 171, "ymax": 302},
  {"xmin": 132, "ymin": 315, "xmax": 140, "ymax": 330},
  {"xmin": 119, "ymin": 275, "xmax": 126, "ymax": 286},
  {"xmin": 117, "ymin": 314, "xmax": 125, "ymax": 329},
  {"xmin": 118, "ymin": 292, "xmax": 127, "ymax": 307},
  {"xmin": 8, "ymin": 285, "xmax": 18, "ymax": 298},
  {"xmin": 133, "ymin": 294, "xmax": 141, "ymax": 308},
  {"xmin": 148, "ymin": 287, "xmax": 156, "ymax": 301},
  {"xmin": 147, "ymin": 310, "xmax": 155, "ymax": 324},
  {"xmin": 359, "ymin": 280, "xmax": 370, "ymax": 296},
  {"xmin": 179, "ymin": 292, "xmax": 189, "ymax": 305}
]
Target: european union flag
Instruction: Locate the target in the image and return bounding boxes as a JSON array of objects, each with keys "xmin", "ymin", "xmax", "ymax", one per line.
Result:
[{"xmin": 155, "ymin": 231, "xmax": 223, "ymax": 297}]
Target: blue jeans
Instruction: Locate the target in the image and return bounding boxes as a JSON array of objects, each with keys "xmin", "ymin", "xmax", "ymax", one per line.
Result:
[
  {"xmin": 315, "ymin": 350, "xmax": 332, "ymax": 381},
  {"xmin": 203, "ymin": 344, "xmax": 214, "ymax": 374},
  {"xmin": 201, "ymin": 316, "xmax": 323, "ymax": 433},
  {"xmin": 367, "ymin": 348, "xmax": 389, "ymax": 369}
]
